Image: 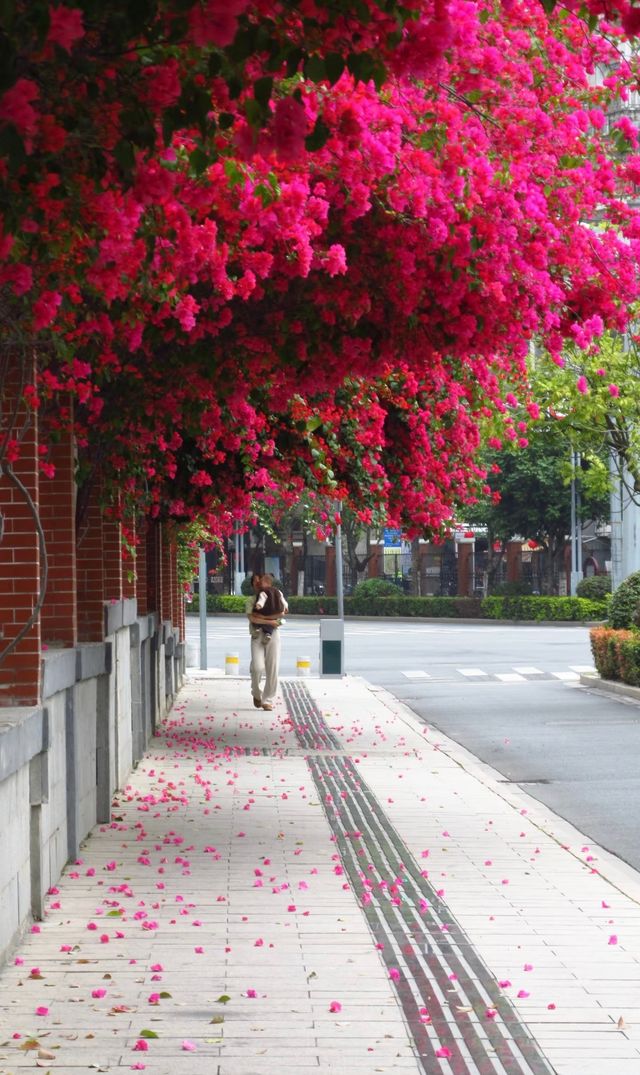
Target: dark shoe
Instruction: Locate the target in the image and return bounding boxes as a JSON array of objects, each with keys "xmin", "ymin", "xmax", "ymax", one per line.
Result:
[
  {"xmin": 253, "ymin": 697, "xmax": 262, "ymax": 708},
  {"xmin": 262, "ymin": 703, "xmax": 273, "ymax": 711}
]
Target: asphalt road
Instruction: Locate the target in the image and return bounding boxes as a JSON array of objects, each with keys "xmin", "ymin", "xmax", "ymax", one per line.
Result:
[{"xmin": 185, "ymin": 615, "xmax": 640, "ymax": 871}]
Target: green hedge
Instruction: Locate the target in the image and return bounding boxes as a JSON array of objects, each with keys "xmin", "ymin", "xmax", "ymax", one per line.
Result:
[
  {"xmin": 187, "ymin": 593, "xmax": 607, "ymax": 620},
  {"xmin": 480, "ymin": 595, "xmax": 607, "ymax": 622}
]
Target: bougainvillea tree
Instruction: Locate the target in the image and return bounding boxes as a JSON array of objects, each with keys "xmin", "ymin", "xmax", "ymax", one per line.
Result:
[{"xmin": 2, "ymin": 0, "xmax": 640, "ymax": 542}]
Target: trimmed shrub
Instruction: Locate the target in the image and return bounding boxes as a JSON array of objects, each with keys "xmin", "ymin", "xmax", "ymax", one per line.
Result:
[
  {"xmin": 287, "ymin": 596, "xmax": 340, "ymax": 615},
  {"xmin": 608, "ymin": 570, "xmax": 640, "ymax": 628},
  {"xmin": 590, "ymin": 626, "xmax": 640, "ymax": 682},
  {"xmin": 576, "ymin": 575, "xmax": 612, "ymax": 600},
  {"xmin": 186, "ymin": 592, "xmax": 606, "ymax": 621},
  {"xmin": 353, "ymin": 577, "xmax": 404, "ymax": 598},
  {"xmin": 480, "ymin": 595, "xmax": 607, "ymax": 621}
]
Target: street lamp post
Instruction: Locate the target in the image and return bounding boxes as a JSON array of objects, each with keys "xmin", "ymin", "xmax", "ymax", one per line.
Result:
[
  {"xmin": 199, "ymin": 547, "xmax": 208, "ymax": 670},
  {"xmin": 569, "ymin": 449, "xmax": 583, "ymax": 596}
]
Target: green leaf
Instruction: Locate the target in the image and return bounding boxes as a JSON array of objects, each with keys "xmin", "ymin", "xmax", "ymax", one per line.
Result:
[
  {"xmin": 216, "ymin": 994, "xmax": 231, "ymax": 1004},
  {"xmin": 244, "ymin": 98, "xmax": 264, "ymax": 127},
  {"xmin": 139, "ymin": 1029, "xmax": 159, "ymax": 1039},
  {"xmin": 218, "ymin": 112, "xmax": 235, "ymax": 130},
  {"xmin": 210, "ymin": 1014, "xmax": 225, "ymax": 1024},
  {"xmin": 189, "ymin": 147, "xmax": 209, "ymax": 175},
  {"xmin": 113, "ymin": 139, "xmax": 135, "ymax": 175},
  {"xmin": 254, "ymin": 76, "xmax": 273, "ymax": 106},
  {"xmin": 325, "ymin": 53, "xmax": 345, "ymax": 84},
  {"xmin": 208, "ymin": 52, "xmax": 223, "ymax": 77},
  {"xmin": 303, "ymin": 54, "xmax": 326, "ymax": 82},
  {"xmin": 305, "ymin": 117, "xmax": 331, "ymax": 152},
  {"xmin": 106, "ymin": 909, "xmax": 123, "ymax": 917},
  {"xmin": 159, "ymin": 991, "xmax": 172, "ymax": 999},
  {"xmin": 224, "ymin": 159, "xmax": 244, "ymax": 187},
  {"xmin": 0, "ymin": 124, "xmax": 25, "ymax": 170},
  {"xmin": 539, "ymin": 0, "xmax": 557, "ymax": 13}
]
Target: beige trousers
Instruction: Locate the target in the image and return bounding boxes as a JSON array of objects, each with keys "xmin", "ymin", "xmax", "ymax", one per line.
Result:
[{"xmin": 249, "ymin": 626, "xmax": 281, "ymax": 705}]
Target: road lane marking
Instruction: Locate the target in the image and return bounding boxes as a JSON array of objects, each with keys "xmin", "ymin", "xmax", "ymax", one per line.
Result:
[
  {"xmin": 401, "ymin": 670, "xmax": 431, "ymax": 679},
  {"xmin": 495, "ymin": 672, "xmax": 526, "ymax": 682},
  {"xmin": 512, "ymin": 665, "xmax": 544, "ymax": 675},
  {"xmin": 458, "ymin": 668, "xmax": 488, "ymax": 677}
]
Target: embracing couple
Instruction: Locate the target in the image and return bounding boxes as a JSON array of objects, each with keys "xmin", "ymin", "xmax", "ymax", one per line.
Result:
[{"xmin": 246, "ymin": 572, "xmax": 288, "ymax": 711}]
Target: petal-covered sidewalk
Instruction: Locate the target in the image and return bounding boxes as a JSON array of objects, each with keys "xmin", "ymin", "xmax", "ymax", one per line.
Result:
[{"xmin": 2, "ymin": 674, "xmax": 640, "ymax": 1075}]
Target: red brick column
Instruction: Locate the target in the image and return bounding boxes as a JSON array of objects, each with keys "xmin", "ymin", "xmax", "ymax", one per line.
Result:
[
  {"xmin": 137, "ymin": 520, "xmax": 149, "ymax": 615},
  {"xmin": 170, "ymin": 540, "xmax": 184, "ymax": 638},
  {"xmin": 146, "ymin": 520, "xmax": 160, "ymax": 617},
  {"xmin": 0, "ymin": 357, "xmax": 41, "ymax": 705},
  {"xmin": 506, "ymin": 541, "xmax": 523, "ymax": 584},
  {"xmin": 457, "ymin": 541, "xmax": 474, "ymax": 597},
  {"xmin": 39, "ymin": 421, "xmax": 77, "ymax": 647},
  {"xmin": 102, "ymin": 494, "xmax": 123, "ymax": 603},
  {"xmin": 122, "ymin": 510, "xmax": 137, "ymax": 601},
  {"xmin": 159, "ymin": 524, "xmax": 173, "ymax": 622},
  {"xmin": 367, "ymin": 541, "xmax": 383, "ymax": 578},
  {"xmin": 77, "ymin": 476, "xmax": 106, "ymax": 643}
]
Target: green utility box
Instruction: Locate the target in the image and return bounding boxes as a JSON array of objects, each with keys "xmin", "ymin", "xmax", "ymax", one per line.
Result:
[{"xmin": 320, "ymin": 618, "xmax": 344, "ymax": 677}]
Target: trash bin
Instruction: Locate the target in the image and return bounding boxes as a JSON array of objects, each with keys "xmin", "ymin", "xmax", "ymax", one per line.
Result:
[{"xmin": 319, "ymin": 618, "xmax": 344, "ymax": 678}]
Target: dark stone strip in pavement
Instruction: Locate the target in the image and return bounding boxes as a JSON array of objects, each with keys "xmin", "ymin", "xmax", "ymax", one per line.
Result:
[{"xmin": 284, "ymin": 682, "xmax": 557, "ymax": 1075}]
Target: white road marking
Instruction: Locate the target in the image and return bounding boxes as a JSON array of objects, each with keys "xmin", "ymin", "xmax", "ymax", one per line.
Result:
[
  {"xmin": 458, "ymin": 668, "xmax": 488, "ymax": 677},
  {"xmin": 512, "ymin": 666, "xmax": 544, "ymax": 675},
  {"xmin": 551, "ymin": 671, "xmax": 580, "ymax": 681},
  {"xmin": 495, "ymin": 672, "xmax": 526, "ymax": 683},
  {"xmin": 569, "ymin": 665, "xmax": 596, "ymax": 673},
  {"xmin": 401, "ymin": 670, "xmax": 431, "ymax": 679}
]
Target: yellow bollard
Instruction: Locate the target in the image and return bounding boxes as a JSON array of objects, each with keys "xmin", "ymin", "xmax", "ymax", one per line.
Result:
[
  {"xmin": 225, "ymin": 653, "xmax": 240, "ymax": 676},
  {"xmin": 296, "ymin": 655, "xmax": 311, "ymax": 677}
]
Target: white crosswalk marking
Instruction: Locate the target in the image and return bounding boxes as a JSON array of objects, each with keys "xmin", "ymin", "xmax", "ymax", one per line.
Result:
[
  {"xmin": 551, "ymin": 670, "xmax": 579, "ymax": 681},
  {"xmin": 570, "ymin": 665, "xmax": 596, "ymax": 673},
  {"xmin": 495, "ymin": 672, "xmax": 526, "ymax": 683},
  {"xmin": 458, "ymin": 668, "xmax": 488, "ymax": 677},
  {"xmin": 512, "ymin": 665, "xmax": 543, "ymax": 675},
  {"xmin": 401, "ymin": 670, "xmax": 431, "ymax": 679}
]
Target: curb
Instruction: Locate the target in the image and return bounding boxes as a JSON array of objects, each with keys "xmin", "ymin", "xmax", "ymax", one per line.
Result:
[{"xmin": 580, "ymin": 670, "xmax": 640, "ymax": 704}]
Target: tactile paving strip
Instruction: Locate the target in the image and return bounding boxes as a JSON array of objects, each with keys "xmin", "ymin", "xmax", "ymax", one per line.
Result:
[{"xmin": 283, "ymin": 681, "xmax": 557, "ymax": 1075}]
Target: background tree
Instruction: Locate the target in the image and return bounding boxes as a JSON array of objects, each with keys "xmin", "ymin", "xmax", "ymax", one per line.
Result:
[{"xmin": 469, "ymin": 429, "xmax": 609, "ymax": 593}]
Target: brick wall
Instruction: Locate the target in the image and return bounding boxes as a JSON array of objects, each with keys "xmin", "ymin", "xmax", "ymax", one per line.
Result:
[
  {"xmin": 40, "ymin": 419, "xmax": 77, "ymax": 647},
  {"xmin": 0, "ymin": 357, "xmax": 41, "ymax": 705}
]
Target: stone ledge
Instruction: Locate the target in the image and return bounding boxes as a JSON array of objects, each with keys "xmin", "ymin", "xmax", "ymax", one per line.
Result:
[
  {"xmin": 0, "ymin": 707, "xmax": 47, "ymax": 783},
  {"xmin": 580, "ymin": 671, "xmax": 640, "ymax": 704}
]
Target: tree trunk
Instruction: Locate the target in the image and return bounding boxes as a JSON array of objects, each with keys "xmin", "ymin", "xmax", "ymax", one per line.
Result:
[{"xmin": 410, "ymin": 538, "xmax": 420, "ymax": 596}]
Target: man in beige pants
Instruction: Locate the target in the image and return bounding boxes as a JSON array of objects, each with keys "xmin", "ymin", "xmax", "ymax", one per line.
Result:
[{"xmin": 247, "ymin": 573, "xmax": 288, "ymax": 711}]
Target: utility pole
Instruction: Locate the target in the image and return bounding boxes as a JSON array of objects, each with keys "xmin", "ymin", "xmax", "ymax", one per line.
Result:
[{"xmin": 199, "ymin": 547, "xmax": 207, "ymax": 670}]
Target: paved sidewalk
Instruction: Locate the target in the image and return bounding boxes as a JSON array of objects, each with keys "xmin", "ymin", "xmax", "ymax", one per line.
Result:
[{"xmin": 1, "ymin": 674, "xmax": 640, "ymax": 1074}]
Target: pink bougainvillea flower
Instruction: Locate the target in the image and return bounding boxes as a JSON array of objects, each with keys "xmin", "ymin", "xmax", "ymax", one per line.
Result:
[
  {"xmin": 35, "ymin": 1006, "xmax": 49, "ymax": 1016},
  {"xmin": 389, "ymin": 967, "xmax": 400, "ymax": 981},
  {"xmin": 517, "ymin": 990, "xmax": 530, "ymax": 999},
  {"xmin": 181, "ymin": 1040, "xmax": 197, "ymax": 1051},
  {"xmin": 329, "ymin": 1001, "xmax": 342, "ymax": 1013},
  {"xmin": 609, "ymin": 935, "xmax": 618, "ymax": 945},
  {"xmin": 435, "ymin": 1046, "xmax": 452, "ymax": 1058},
  {"xmin": 91, "ymin": 988, "xmax": 107, "ymax": 998},
  {"xmin": 47, "ymin": 5, "xmax": 85, "ymax": 52},
  {"xmin": 133, "ymin": 1040, "xmax": 149, "ymax": 1052}
]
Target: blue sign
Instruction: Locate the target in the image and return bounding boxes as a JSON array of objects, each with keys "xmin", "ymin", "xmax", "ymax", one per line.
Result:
[{"xmin": 383, "ymin": 528, "xmax": 402, "ymax": 548}]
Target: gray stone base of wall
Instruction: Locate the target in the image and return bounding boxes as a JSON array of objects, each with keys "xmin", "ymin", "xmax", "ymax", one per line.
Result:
[{"xmin": 0, "ymin": 602, "xmax": 184, "ymax": 967}]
